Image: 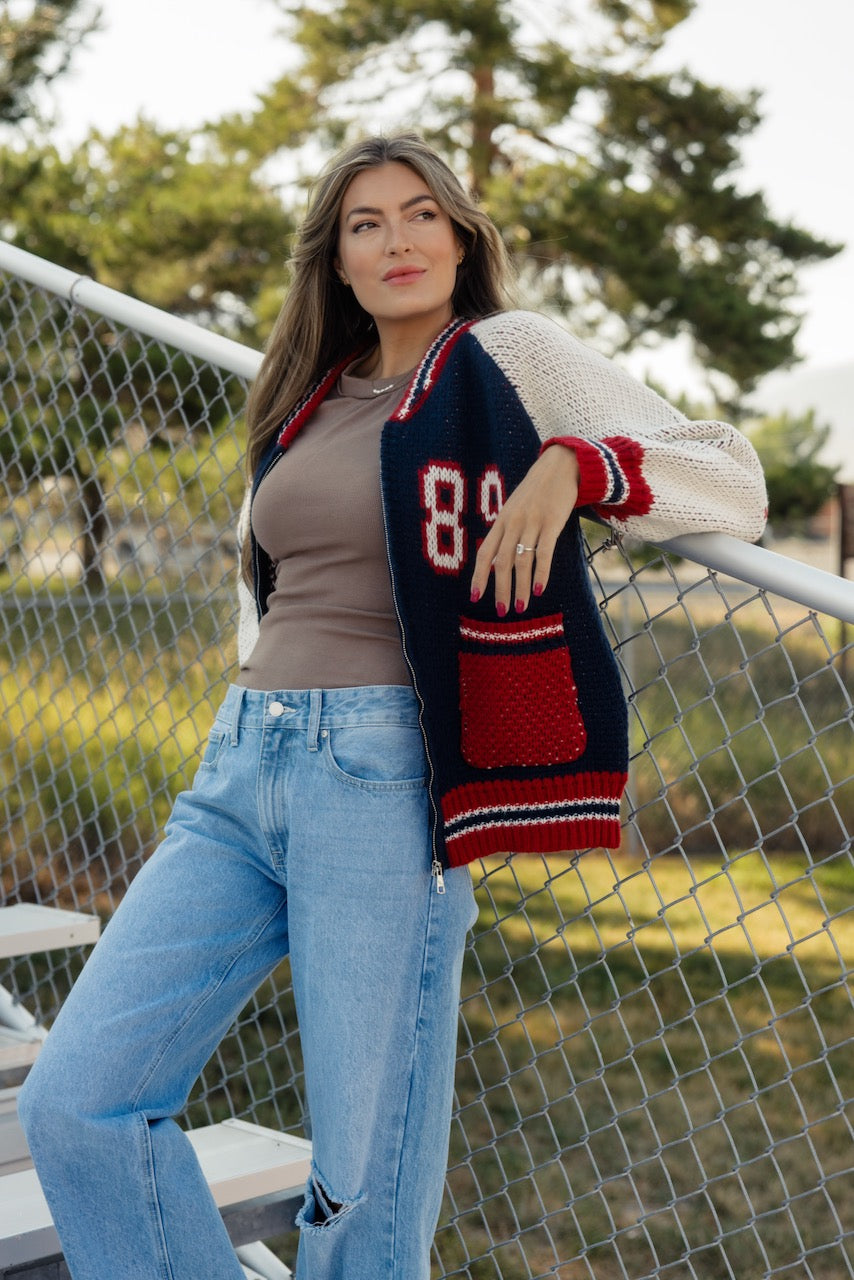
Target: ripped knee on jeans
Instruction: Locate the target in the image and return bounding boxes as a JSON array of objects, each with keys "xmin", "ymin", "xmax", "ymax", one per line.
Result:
[{"xmin": 296, "ymin": 1163, "xmax": 363, "ymax": 1231}]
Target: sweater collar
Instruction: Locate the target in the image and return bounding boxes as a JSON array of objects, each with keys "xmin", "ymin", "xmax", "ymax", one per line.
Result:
[{"xmin": 274, "ymin": 316, "xmax": 474, "ymax": 450}]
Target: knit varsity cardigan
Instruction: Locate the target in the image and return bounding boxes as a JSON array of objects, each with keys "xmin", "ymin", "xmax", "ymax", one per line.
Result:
[{"xmin": 236, "ymin": 311, "xmax": 767, "ymax": 871}]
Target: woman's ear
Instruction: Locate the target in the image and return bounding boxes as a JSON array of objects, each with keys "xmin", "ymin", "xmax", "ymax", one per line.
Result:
[{"xmin": 334, "ymin": 257, "xmax": 350, "ymax": 286}]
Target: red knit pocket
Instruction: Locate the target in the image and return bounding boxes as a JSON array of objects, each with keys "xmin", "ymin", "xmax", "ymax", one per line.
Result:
[{"xmin": 458, "ymin": 613, "xmax": 587, "ymax": 769}]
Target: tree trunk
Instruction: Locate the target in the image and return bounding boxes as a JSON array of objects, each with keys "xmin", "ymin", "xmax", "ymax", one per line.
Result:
[
  {"xmin": 470, "ymin": 63, "xmax": 499, "ymax": 195},
  {"xmin": 78, "ymin": 467, "xmax": 108, "ymax": 593}
]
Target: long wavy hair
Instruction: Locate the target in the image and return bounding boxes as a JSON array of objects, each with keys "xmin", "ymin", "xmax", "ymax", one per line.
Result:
[{"xmin": 240, "ymin": 132, "xmax": 514, "ymax": 584}]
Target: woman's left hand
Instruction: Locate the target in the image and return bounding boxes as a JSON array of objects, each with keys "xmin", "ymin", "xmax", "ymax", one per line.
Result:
[{"xmin": 469, "ymin": 445, "xmax": 580, "ymax": 615}]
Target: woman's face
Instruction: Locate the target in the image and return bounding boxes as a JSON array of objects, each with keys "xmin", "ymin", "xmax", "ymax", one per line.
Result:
[{"xmin": 336, "ymin": 162, "xmax": 462, "ymax": 334}]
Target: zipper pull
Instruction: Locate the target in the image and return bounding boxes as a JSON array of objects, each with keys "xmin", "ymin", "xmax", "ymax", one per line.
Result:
[{"xmin": 432, "ymin": 859, "xmax": 446, "ymax": 894}]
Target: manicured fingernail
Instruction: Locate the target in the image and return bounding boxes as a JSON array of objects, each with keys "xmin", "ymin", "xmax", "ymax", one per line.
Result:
[
  {"xmin": 470, "ymin": 587, "xmax": 481, "ymax": 603},
  {"xmin": 533, "ymin": 582, "xmax": 544, "ymax": 597},
  {"xmin": 515, "ymin": 598, "xmax": 525, "ymax": 613},
  {"xmin": 496, "ymin": 602, "xmax": 507, "ymax": 617}
]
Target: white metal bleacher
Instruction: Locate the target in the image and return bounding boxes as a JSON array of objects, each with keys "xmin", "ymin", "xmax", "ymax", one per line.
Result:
[
  {"xmin": 0, "ymin": 907, "xmax": 101, "ymax": 1076},
  {"xmin": 0, "ymin": 1118, "xmax": 311, "ymax": 1273},
  {"xmin": 0, "ymin": 905, "xmax": 103, "ymax": 960},
  {"xmin": 0, "ymin": 904, "xmax": 308, "ymax": 1280}
]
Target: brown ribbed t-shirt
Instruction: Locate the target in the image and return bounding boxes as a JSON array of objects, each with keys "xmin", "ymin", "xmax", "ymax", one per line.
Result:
[{"xmin": 236, "ymin": 361, "xmax": 414, "ymax": 691}]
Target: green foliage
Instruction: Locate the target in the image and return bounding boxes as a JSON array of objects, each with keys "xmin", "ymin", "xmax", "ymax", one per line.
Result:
[
  {"xmin": 746, "ymin": 409, "xmax": 839, "ymax": 530},
  {"xmin": 2, "ymin": 120, "xmax": 294, "ymax": 335},
  {"xmin": 0, "ymin": 111, "xmax": 292, "ymax": 583},
  {"xmin": 219, "ymin": 0, "xmax": 841, "ymax": 393},
  {"xmin": 3, "ymin": 0, "xmax": 841, "ymax": 399},
  {"xmin": 0, "ymin": 0, "xmax": 101, "ymax": 126},
  {"xmin": 0, "ymin": 592, "xmax": 234, "ymax": 906},
  {"xmin": 0, "ymin": 268, "xmax": 250, "ymax": 587}
]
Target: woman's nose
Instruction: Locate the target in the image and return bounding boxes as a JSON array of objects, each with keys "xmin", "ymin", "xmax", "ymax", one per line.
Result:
[{"xmin": 385, "ymin": 220, "xmax": 413, "ymax": 254}]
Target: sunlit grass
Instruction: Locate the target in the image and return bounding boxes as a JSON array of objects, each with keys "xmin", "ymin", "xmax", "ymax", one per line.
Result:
[
  {"xmin": 431, "ymin": 852, "xmax": 854, "ymax": 1279},
  {"xmin": 1, "ymin": 597, "xmax": 234, "ymax": 905},
  {"xmin": 185, "ymin": 851, "xmax": 853, "ymax": 1279},
  {"xmin": 2, "ymin": 597, "xmax": 851, "ymax": 1277}
]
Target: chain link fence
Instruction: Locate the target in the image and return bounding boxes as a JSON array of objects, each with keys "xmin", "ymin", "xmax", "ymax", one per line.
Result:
[{"xmin": 1, "ymin": 248, "xmax": 852, "ymax": 1279}]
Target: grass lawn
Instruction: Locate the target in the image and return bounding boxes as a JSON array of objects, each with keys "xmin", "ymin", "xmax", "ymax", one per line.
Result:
[
  {"xmin": 432, "ymin": 851, "xmax": 853, "ymax": 1279},
  {"xmin": 190, "ymin": 849, "xmax": 851, "ymax": 1279},
  {"xmin": 2, "ymin": 591, "xmax": 850, "ymax": 1277}
]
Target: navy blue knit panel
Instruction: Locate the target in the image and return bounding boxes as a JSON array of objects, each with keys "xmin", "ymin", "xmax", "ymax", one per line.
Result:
[
  {"xmin": 250, "ymin": 435, "xmax": 286, "ymax": 621},
  {"xmin": 380, "ymin": 334, "xmax": 628, "ymax": 864}
]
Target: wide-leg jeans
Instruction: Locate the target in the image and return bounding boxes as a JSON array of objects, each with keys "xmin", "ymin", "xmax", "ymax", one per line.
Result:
[{"xmin": 18, "ymin": 684, "xmax": 477, "ymax": 1280}]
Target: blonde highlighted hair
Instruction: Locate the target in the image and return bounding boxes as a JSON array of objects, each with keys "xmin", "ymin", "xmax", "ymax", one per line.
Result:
[{"xmin": 243, "ymin": 132, "xmax": 514, "ymax": 508}]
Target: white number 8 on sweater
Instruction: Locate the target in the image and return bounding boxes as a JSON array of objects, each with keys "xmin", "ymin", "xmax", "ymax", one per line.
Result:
[{"xmin": 418, "ymin": 460, "xmax": 507, "ymax": 575}]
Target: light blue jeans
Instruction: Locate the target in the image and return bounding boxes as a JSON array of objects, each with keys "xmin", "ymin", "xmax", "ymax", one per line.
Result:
[{"xmin": 18, "ymin": 685, "xmax": 477, "ymax": 1280}]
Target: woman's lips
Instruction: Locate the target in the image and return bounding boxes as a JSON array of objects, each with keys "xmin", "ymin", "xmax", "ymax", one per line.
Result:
[{"xmin": 383, "ymin": 268, "xmax": 426, "ymax": 284}]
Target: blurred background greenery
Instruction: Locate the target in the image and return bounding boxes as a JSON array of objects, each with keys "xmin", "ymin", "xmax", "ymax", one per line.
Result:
[{"xmin": 2, "ymin": 4, "xmax": 852, "ymax": 1276}]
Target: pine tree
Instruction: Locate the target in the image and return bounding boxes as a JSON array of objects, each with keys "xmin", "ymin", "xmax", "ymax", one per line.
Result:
[
  {"xmin": 217, "ymin": 0, "xmax": 840, "ymax": 394},
  {"xmin": 747, "ymin": 410, "xmax": 839, "ymax": 531},
  {"xmin": 1, "ymin": 120, "xmax": 294, "ymax": 589},
  {"xmin": 0, "ymin": 0, "xmax": 101, "ymax": 126}
]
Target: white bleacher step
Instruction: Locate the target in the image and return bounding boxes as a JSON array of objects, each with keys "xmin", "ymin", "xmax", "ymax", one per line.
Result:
[
  {"xmin": 0, "ymin": 905, "xmax": 100, "ymax": 960},
  {"xmin": 0, "ymin": 1027, "xmax": 43, "ymax": 1073},
  {"xmin": 0, "ymin": 1087, "xmax": 30, "ymax": 1175},
  {"xmin": 237, "ymin": 1240, "xmax": 292, "ymax": 1278},
  {"xmin": 0, "ymin": 986, "xmax": 47, "ymax": 1075},
  {"xmin": 0, "ymin": 1118, "xmax": 312, "ymax": 1271}
]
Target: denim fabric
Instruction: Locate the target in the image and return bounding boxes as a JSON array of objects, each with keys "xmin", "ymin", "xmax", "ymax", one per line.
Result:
[{"xmin": 19, "ymin": 685, "xmax": 477, "ymax": 1280}]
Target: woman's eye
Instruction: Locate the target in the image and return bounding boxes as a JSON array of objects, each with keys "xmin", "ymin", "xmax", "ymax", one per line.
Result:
[
  {"xmin": 352, "ymin": 220, "xmax": 377, "ymax": 233},
  {"xmin": 414, "ymin": 209, "xmax": 437, "ymax": 221}
]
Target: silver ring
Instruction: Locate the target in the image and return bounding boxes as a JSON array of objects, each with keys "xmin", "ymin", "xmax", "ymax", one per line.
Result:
[{"xmin": 515, "ymin": 543, "xmax": 537, "ymax": 555}]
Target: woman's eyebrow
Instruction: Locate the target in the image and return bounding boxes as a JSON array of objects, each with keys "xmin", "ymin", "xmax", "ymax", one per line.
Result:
[{"xmin": 345, "ymin": 194, "xmax": 437, "ymax": 219}]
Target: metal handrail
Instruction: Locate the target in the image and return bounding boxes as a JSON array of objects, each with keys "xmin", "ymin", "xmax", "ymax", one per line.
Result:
[
  {"xmin": 660, "ymin": 532, "xmax": 854, "ymax": 625},
  {"xmin": 3, "ymin": 238, "xmax": 852, "ymax": 625},
  {"xmin": 0, "ymin": 239, "xmax": 261, "ymax": 381}
]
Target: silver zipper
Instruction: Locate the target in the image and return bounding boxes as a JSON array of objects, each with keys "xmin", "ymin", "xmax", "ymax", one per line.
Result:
[
  {"xmin": 379, "ymin": 438, "xmax": 447, "ymax": 894},
  {"xmin": 256, "ymin": 432, "xmax": 448, "ymax": 894}
]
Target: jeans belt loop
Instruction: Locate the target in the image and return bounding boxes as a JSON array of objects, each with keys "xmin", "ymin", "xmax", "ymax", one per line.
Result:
[
  {"xmin": 229, "ymin": 686, "xmax": 245, "ymax": 747},
  {"xmin": 307, "ymin": 689, "xmax": 323, "ymax": 752}
]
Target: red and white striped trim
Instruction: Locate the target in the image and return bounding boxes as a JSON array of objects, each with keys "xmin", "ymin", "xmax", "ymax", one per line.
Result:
[
  {"xmin": 390, "ymin": 318, "xmax": 473, "ymax": 421},
  {"xmin": 444, "ymin": 795, "xmax": 618, "ymax": 835},
  {"xmin": 276, "ymin": 351, "xmax": 358, "ymax": 449},
  {"xmin": 459, "ymin": 615, "xmax": 564, "ymax": 644},
  {"xmin": 439, "ymin": 771, "xmax": 627, "ymax": 864},
  {"xmin": 540, "ymin": 434, "xmax": 653, "ymax": 518}
]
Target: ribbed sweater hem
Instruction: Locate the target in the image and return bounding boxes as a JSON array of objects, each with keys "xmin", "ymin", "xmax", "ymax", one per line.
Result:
[{"xmin": 440, "ymin": 770, "xmax": 627, "ymax": 866}]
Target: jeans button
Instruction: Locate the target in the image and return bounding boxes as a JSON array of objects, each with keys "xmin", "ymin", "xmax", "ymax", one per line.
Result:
[{"xmin": 269, "ymin": 701, "xmax": 285, "ymax": 717}]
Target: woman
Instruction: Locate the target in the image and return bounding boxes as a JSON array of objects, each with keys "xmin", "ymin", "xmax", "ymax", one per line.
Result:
[{"xmin": 19, "ymin": 133, "xmax": 767, "ymax": 1280}]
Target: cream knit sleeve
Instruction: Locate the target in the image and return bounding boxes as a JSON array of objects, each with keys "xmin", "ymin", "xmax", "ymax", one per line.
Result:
[{"xmin": 472, "ymin": 310, "xmax": 768, "ymax": 544}]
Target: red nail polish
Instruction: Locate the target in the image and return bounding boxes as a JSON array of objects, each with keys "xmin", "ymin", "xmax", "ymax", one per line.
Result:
[
  {"xmin": 515, "ymin": 598, "xmax": 525, "ymax": 613},
  {"xmin": 496, "ymin": 602, "xmax": 507, "ymax": 617},
  {"xmin": 470, "ymin": 587, "xmax": 481, "ymax": 603},
  {"xmin": 533, "ymin": 582, "xmax": 544, "ymax": 597}
]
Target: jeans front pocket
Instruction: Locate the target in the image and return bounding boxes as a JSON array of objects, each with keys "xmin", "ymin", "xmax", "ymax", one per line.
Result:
[
  {"xmin": 322, "ymin": 722, "xmax": 427, "ymax": 791},
  {"xmin": 458, "ymin": 613, "xmax": 587, "ymax": 769}
]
